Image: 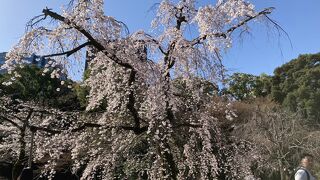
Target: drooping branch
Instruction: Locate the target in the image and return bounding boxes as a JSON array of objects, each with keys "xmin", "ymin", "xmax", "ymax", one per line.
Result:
[
  {"xmin": 0, "ymin": 109, "xmax": 34, "ymax": 129},
  {"xmin": 1, "ymin": 105, "xmax": 201, "ymax": 134},
  {"xmin": 227, "ymin": 8, "xmax": 273, "ymax": 34},
  {"xmin": 190, "ymin": 32, "xmax": 226, "ymax": 46},
  {"xmin": 191, "ymin": 7, "xmax": 274, "ymax": 46},
  {"xmin": 26, "ymin": 14, "xmax": 47, "ymax": 31},
  {"xmin": 1, "ymin": 113, "xmax": 23, "ymax": 124}
]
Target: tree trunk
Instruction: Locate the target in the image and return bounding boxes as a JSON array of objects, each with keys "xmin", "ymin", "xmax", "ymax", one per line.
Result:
[
  {"xmin": 278, "ymin": 158, "xmax": 284, "ymax": 180},
  {"xmin": 12, "ymin": 127, "xmax": 26, "ymax": 180}
]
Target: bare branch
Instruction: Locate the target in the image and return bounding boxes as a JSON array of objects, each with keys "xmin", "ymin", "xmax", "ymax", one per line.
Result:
[
  {"xmin": 264, "ymin": 14, "xmax": 293, "ymax": 49},
  {"xmin": 26, "ymin": 14, "xmax": 47, "ymax": 31}
]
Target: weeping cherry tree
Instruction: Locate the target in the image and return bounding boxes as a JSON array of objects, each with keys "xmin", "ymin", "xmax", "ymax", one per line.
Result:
[{"xmin": 1, "ymin": 0, "xmax": 276, "ymax": 179}]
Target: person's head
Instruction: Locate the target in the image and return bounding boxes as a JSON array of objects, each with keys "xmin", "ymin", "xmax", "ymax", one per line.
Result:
[{"xmin": 300, "ymin": 153, "xmax": 314, "ymax": 169}]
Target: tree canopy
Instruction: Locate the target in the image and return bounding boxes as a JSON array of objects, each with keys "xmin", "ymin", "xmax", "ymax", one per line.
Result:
[
  {"xmin": 272, "ymin": 53, "xmax": 320, "ymax": 123},
  {"xmin": 224, "ymin": 72, "xmax": 272, "ymax": 100},
  {"xmin": 226, "ymin": 53, "xmax": 320, "ymax": 124}
]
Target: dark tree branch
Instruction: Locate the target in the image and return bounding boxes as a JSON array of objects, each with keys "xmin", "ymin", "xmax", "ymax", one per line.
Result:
[
  {"xmin": 6, "ymin": 115, "xmax": 201, "ymax": 135},
  {"xmin": 164, "ymin": 5, "xmax": 188, "ymax": 69},
  {"xmin": 70, "ymin": 123, "xmax": 101, "ymax": 132},
  {"xmin": 175, "ymin": 10, "xmax": 187, "ymax": 30},
  {"xmin": 142, "ymin": 33, "xmax": 166, "ymax": 55},
  {"xmin": 40, "ymin": 9, "xmax": 150, "ymax": 134},
  {"xmin": 26, "ymin": 14, "xmax": 47, "ymax": 31},
  {"xmin": 42, "ymin": 8, "xmax": 134, "ymax": 69},
  {"xmin": 42, "ymin": 8, "xmax": 105, "ymax": 51},
  {"xmin": 264, "ymin": 14, "xmax": 293, "ymax": 48},
  {"xmin": 27, "ymin": 122, "xmax": 148, "ymax": 135},
  {"xmin": 226, "ymin": 8, "xmax": 273, "ymax": 34},
  {"xmin": 71, "ymin": 123, "xmax": 149, "ymax": 134},
  {"xmin": 25, "ymin": 109, "xmax": 33, "ymax": 122},
  {"xmin": 0, "ymin": 116, "xmax": 22, "ymax": 130},
  {"xmin": 41, "ymin": 41, "xmax": 92, "ymax": 58},
  {"xmin": 191, "ymin": 7, "xmax": 274, "ymax": 46},
  {"xmin": 29, "ymin": 125, "xmax": 61, "ymax": 134},
  {"xmin": 127, "ymin": 70, "xmax": 142, "ymax": 130},
  {"xmin": 119, "ymin": 125, "xmax": 148, "ymax": 134},
  {"xmin": 41, "ymin": 8, "xmax": 147, "ymax": 135},
  {"xmin": 174, "ymin": 123, "xmax": 202, "ymax": 128},
  {"xmin": 157, "ymin": 6, "xmax": 190, "ymax": 126}
]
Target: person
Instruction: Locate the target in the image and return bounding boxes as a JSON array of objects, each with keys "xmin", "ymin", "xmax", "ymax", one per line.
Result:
[{"xmin": 295, "ymin": 153, "xmax": 316, "ymax": 180}]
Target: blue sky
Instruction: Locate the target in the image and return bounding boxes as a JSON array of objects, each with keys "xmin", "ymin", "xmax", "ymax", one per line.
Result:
[{"xmin": 0, "ymin": 0, "xmax": 319, "ymax": 77}]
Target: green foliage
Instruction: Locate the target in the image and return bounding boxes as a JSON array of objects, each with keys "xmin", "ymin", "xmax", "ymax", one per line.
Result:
[
  {"xmin": 226, "ymin": 53, "xmax": 320, "ymax": 123},
  {"xmin": 172, "ymin": 76, "xmax": 219, "ymax": 97},
  {"xmin": 272, "ymin": 53, "xmax": 320, "ymax": 123},
  {"xmin": 0, "ymin": 65, "xmax": 80, "ymax": 110},
  {"xmin": 74, "ymin": 83, "xmax": 90, "ymax": 109},
  {"xmin": 73, "ymin": 68, "xmax": 91, "ymax": 109},
  {"xmin": 225, "ymin": 73, "xmax": 272, "ymax": 100}
]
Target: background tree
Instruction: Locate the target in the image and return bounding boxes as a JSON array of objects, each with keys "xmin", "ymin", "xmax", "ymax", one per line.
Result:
[
  {"xmin": 272, "ymin": 53, "xmax": 320, "ymax": 124},
  {"xmin": 224, "ymin": 72, "xmax": 272, "ymax": 100},
  {"xmin": 225, "ymin": 53, "xmax": 320, "ymax": 124},
  {"xmin": 0, "ymin": 65, "xmax": 80, "ymax": 110},
  {"xmin": 233, "ymin": 98, "xmax": 320, "ymax": 180}
]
